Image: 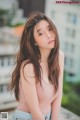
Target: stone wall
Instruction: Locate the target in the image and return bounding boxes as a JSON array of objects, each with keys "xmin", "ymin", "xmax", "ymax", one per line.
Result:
[
  {"xmin": 0, "ymin": 107, "xmax": 80, "ymax": 120},
  {"xmin": 60, "ymin": 107, "xmax": 80, "ymax": 120}
]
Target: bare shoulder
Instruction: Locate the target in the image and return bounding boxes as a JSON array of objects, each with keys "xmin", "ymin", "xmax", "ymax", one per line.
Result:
[
  {"xmin": 59, "ymin": 50, "xmax": 64, "ymax": 69},
  {"xmin": 59, "ymin": 50, "xmax": 64, "ymax": 58},
  {"xmin": 24, "ymin": 62, "xmax": 35, "ymax": 77},
  {"xmin": 20, "ymin": 61, "xmax": 36, "ymax": 84}
]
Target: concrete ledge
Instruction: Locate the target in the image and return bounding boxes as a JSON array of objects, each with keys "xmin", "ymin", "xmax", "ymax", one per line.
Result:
[
  {"xmin": 60, "ymin": 107, "xmax": 80, "ymax": 120},
  {"xmin": 0, "ymin": 107, "xmax": 80, "ymax": 120}
]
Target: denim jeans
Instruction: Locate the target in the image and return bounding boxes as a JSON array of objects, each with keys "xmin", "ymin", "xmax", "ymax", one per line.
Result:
[{"xmin": 12, "ymin": 109, "xmax": 51, "ymax": 120}]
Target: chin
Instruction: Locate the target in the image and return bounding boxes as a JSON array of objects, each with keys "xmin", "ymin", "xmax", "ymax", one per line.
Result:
[
  {"xmin": 47, "ymin": 47, "xmax": 54, "ymax": 50},
  {"xmin": 51, "ymin": 47, "xmax": 55, "ymax": 49},
  {"xmin": 49, "ymin": 45, "xmax": 55, "ymax": 49}
]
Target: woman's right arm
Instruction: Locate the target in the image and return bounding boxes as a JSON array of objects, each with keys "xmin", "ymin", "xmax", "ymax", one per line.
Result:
[{"xmin": 20, "ymin": 63, "xmax": 45, "ymax": 120}]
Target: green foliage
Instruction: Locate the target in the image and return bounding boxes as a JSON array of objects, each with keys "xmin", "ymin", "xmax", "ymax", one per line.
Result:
[
  {"xmin": 62, "ymin": 94, "xmax": 69, "ymax": 106},
  {"xmin": 0, "ymin": 9, "xmax": 8, "ymax": 15},
  {"xmin": 62, "ymin": 79, "xmax": 80, "ymax": 116},
  {"xmin": 9, "ymin": 23, "xmax": 24, "ymax": 27}
]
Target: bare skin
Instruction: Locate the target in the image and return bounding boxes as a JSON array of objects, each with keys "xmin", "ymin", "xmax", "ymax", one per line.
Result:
[{"xmin": 18, "ymin": 20, "xmax": 64, "ymax": 120}]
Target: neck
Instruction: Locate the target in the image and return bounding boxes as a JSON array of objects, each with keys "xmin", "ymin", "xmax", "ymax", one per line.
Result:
[{"xmin": 39, "ymin": 48, "xmax": 51, "ymax": 63}]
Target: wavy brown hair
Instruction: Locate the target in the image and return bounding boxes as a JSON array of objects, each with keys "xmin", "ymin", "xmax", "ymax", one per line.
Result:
[{"xmin": 8, "ymin": 11, "xmax": 60, "ymax": 101}]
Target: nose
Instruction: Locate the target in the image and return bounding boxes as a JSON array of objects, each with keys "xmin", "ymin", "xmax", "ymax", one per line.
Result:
[{"xmin": 45, "ymin": 30, "xmax": 52, "ymax": 39}]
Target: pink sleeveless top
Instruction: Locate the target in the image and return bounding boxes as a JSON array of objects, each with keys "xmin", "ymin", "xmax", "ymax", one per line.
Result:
[{"xmin": 17, "ymin": 76, "xmax": 58, "ymax": 114}]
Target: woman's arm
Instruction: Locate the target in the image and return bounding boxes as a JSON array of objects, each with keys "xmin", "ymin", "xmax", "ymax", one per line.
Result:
[
  {"xmin": 20, "ymin": 63, "xmax": 45, "ymax": 120},
  {"xmin": 51, "ymin": 50, "xmax": 64, "ymax": 120}
]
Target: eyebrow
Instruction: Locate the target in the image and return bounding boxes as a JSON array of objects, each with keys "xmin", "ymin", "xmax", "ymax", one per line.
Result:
[{"xmin": 37, "ymin": 25, "xmax": 51, "ymax": 33}]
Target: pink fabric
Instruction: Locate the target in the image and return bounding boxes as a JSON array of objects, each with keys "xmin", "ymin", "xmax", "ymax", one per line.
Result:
[{"xmin": 17, "ymin": 78, "xmax": 57, "ymax": 114}]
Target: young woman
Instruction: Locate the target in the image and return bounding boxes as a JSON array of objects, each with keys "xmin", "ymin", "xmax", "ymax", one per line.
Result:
[{"xmin": 9, "ymin": 11, "xmax": 64, "ymax": 120}]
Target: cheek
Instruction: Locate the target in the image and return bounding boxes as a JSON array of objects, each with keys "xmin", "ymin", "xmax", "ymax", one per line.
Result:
[
  {"xmin": 33, "ymin": 31, "xmax": 39, "ymax": 43},
  {"xmin": 33, "ymin": 31, "xmax": 46, "ymax": 46},
  {"xmin": 34, "ymin": 35, "xmax": 39, "ymax": 43},
  {"xmin": 34, "ymin": 35, "xmax": 43, "ymax": 45},
  {"xmin": 35, "ymin": 38, "xmax": 43, "ymax": 46}
]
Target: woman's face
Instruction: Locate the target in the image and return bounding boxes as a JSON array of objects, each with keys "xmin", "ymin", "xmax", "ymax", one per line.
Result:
[{"xmin": 33, "ymin": 20, "xmax": 56, "ymax": 50}]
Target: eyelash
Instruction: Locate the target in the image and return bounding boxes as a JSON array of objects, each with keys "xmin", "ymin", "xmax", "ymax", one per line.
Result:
[
  {"xmin": 48, "ymin": 28, "xmax": 52, "ymax": 31},
  {"xmin": 38, "ymin": 28, "xmax": 52, "ymax": 36},
  {"xmin": 38, "ymin": 33, "xmax": 43, "ymax": 36}
]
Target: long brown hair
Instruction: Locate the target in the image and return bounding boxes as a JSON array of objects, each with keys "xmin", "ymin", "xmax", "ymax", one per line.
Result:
[{"xmin": 8, "ymin": 11, "xmax": 60, "ymax": 101}]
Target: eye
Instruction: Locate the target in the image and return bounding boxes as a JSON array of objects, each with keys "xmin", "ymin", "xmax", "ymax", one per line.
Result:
[
  {"xmin": 38, "ymin": 33, "xmax": 43, "ymax": 36},
  {"xmin": 48, "ymin": 27, "xmax": 52, "ymax": 31}
]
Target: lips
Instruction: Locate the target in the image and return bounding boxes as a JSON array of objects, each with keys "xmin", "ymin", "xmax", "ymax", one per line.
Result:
[{"xmin": 48, "ymin": 40, "xmax": 55, "ymax": 44}]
